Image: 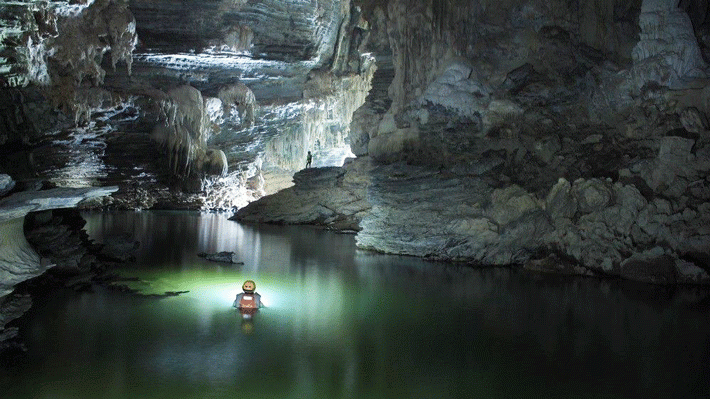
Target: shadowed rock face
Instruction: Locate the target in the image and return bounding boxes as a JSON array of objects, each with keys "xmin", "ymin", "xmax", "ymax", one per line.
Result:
[{"xmin": 2, "ymin": 0, "xmax": 710, "ymax": 285}]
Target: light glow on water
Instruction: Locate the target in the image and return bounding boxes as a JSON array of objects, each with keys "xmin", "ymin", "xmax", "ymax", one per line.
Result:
[{"xmin": 3, "ymin": 211, "xmax": 708, "ymax": 399}]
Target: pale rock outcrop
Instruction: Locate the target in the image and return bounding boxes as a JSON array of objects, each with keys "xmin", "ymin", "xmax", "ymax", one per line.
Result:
[
  {"xmin": 0, "ymin": 218, "xmax": 44, "ymax": 299},
  {"xmin": 545, "ymin": 178, "xmax": 577, "ymax": 221},
  {"xmin": 211, "ymin": 24, "xmax": 253, "ymax": 52},
  {"xmin": 0, "ymin": 175, "xmax": 15, "ymax": 197},
  {"xmin": 631, "ymin": 0, "xmax": 707, "ymax": 88},
  {"xmin": 0, "ymin": 186, "xmax": 117, "ymax": 299},
  {"xmin": 419, "ymin": 60, "xmax": 492, "ymax": 119},
  {"xmin": 217, "ymin": 83, "xmax": 258, "ymax": 127},
  {"xmin": 487, "ymin": 185, "xmax": 540, "ymax": 226},
  {"xmin": 630, "ymin": 136, "xmax": 705, "ymax": 198},
  {"xmin": 233, "ymin": 158, "xmax": 373, "ymax": 231},
  {"xmin": 263, "ymin": 58, "xmax": 374, "ymax": 172},
  {"xmin": 27, "ymin": 0, "xmax": 137, "ymax": 122},
  {"xmin": 198, "ymin": 251, "xmax": 244, "ymax": 264},
  {"xmin": 572, "ymin": 178, "xmax": 615, "ymax": 214},
  {"xmin": 152, "ymin": 85, "xmax": 228, "ymax": 178}
]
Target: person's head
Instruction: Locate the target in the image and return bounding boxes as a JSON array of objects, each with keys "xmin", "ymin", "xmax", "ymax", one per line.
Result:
[{"xmin": 242, "ymin": 280, "xmax": 256, "ymax": 293}]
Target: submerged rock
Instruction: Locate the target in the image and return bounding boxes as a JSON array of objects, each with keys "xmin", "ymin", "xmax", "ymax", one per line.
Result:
[
  {"xmin": 99, "ymin": 233, "xmax": 140, "ymax": 262},
  {"xmin": 197, "ymin": 251, "xmax": 243, "ymax": 264}
]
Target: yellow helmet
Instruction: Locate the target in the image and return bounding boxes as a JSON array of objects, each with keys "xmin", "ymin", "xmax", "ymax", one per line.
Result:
[{"xmin": 242, "ymin": 280, "xmax": 256, "ymax": 292}]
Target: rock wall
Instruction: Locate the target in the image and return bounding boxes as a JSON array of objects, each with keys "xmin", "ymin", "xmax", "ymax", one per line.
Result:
[
  {"xmin": 235, "ymin": 0, "xmax": 710, "ymax": 285},
  {"xmin": 1, "ymin": 0, "xmax": 377, "ymax": 211},
  {"xmin": 2, "ymin": 0, "xmax": 710, "ymax": 283},
  {"xmin": 262, "ymin": 55, "xmax": 375, "ymax": 172},
  {"xmin": 151, "ymin": 85, "xmax": 228, "ymax": 178},
  {"xmin": 130, "ymin": 0, "xmax": 348, "ymax": 62},
  {"xmin": 631, "ymin": 0, "xmax": 707, "ymax": 88},
  {"xmin": 0, "ymin": 218, "xmax": 42, "ymax": 299}
]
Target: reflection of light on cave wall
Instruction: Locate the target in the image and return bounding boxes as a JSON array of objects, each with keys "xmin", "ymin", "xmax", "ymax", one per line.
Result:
[
  {"xmin": 316, "ymin": 143, "xmax": 356, "ymax": 168},
  {"xmin": 133, "ymin": 52, "xmax": 317, "ymax": 82}
]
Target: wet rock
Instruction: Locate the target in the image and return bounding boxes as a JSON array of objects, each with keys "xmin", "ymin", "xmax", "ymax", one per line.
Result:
[
  {"xmin": 572, "ymin": 178, "xmax": 614, "ymax": 214},
  {"xmin": 0, "ymin": 186, "xmax": 117, "ymax": 223},
  {"xmin": 233, "ymin": 159, "xmax": 372, "ymax": 229},
  {"xmin": 197, "ymin": 251, "xmax": 243, "ymax": 264},
  {"xmin": 545, "ymin": 178, "xmax": 577, "ymax": 220},
  {"xmin": 0, "ymin": 175, "xmax": 14, "ymax": 197},
  {"xmin": 0, "ymin": 293, "xmax": 31, "ymax": 346},
  {"xmin": 1, "ymin": 218, "xmax": 45, "ymax": 298},
  {"xmin": 680, "ymin": 107, "xmax": 707, "ymax": 134},
  {"xmin": 620, "ymin": 247, "xmax": 677, "ymax": 284},
  {"xmin": 634, "ymin": 136, "xmax": 697, "ymax": 197},
  {"xmin": 675, "ymin": 259, "xmax": 710, "ymax": 285},
  {"xmin": 524, "ymin": 253, "xmax": 595, "ymax": 276}
]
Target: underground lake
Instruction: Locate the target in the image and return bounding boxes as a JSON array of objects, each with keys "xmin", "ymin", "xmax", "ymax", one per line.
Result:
[{"xmin": 1, "ymin": 210, "xmax": 709, "ymax": 399}]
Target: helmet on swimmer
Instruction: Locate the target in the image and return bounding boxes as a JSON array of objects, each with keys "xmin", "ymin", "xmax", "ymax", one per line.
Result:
[{"xmin": 242, "ymin": 280, "xmax": 256, "ymax": 293}]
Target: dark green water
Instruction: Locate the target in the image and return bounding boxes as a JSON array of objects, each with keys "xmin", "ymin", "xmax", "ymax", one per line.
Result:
[{"xmin": 1, "ymin": 211, "xmax": 709, "ymax": 399}]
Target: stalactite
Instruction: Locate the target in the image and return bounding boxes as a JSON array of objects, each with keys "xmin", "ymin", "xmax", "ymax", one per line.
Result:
[
  {"xmin": 14, "ymin": 0, "xmax": 138, "ymax": 124},
  {"xmin": 217, "ymin": 83, "xmax": 258, "ymax": 127},
  {"xmin": 152, "ymin": 85, "xmax": 227, "ymax": 180}
]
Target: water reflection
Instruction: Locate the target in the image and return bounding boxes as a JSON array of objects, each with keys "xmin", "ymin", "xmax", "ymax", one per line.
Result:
[{"xmin": 1, "ymin": 211, "xmax": 708, "ymax": 399}]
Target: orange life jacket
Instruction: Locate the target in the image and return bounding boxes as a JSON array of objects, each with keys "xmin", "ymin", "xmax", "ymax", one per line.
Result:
[{"xmin": 239, "ymin": 293, "xmax": 257, "ymax": 309}]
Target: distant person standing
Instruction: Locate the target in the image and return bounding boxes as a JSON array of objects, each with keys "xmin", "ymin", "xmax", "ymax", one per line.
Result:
[{"xmin": 306, "ymin": 151, "xmax": 313, "ymax": 168}]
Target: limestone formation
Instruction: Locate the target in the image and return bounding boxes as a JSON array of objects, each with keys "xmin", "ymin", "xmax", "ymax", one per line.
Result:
[
  {"xmin": 631, "ymin": 0, "xmax": 707, "ymax": 88},
  {"xmin": 0, "ymin": 174, "xmax": 15, "ymax": 197},
  {"xmin": 0, "ymin": 186, "xmax": 116, "ymax": 299},
  {"xmin": 152, "ymin": 85, "xmax": 228, "ymax": 178},
  {"xmin": 217, "ymin": 83, "xmax": 258, "ymax": 127},
  {"xmin": 29, "ymin": 0, "xmax": 137, "ymax": 122},
  {"xmin": 2, "ymin": 0, "xmax": 710, "ymax": 286}
]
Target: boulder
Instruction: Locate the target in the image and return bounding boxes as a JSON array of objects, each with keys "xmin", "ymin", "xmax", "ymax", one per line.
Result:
[
  {"xmin": 488, "ymin": 185, "xmax": 540, "ymax": 226},
  {"xmin": 545, "ymin": 178, "xmax": 577, "ymax": 220},
  {"xmin": 680, "ymin": 107, "xmax": 707, "ymax": 134},
  {"xmin": 675, "ymin": 259, "xmax": 710, "ymax": 285},
  {"xmin": 572, "ymin": 179, "xmax": 614, "ymax": 214},
  {"xmin": 0, "ymin": 174, "xmax": 14, "ymax": 197}
]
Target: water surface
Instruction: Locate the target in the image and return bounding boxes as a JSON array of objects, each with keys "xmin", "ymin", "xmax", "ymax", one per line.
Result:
[{"xmin": 2, "ymin": 211, "xmax": 709, "ymax": 398}]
